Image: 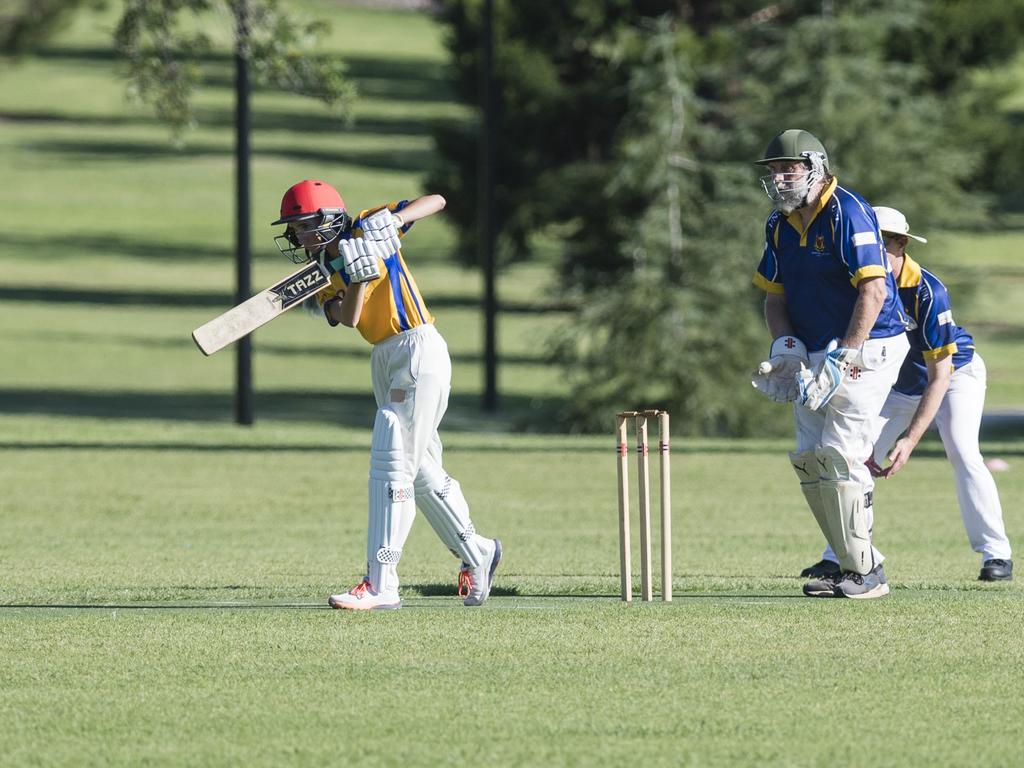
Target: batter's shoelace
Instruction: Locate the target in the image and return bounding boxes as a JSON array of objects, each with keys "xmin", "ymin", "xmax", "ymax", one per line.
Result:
[{"xmin": 458, "ymin": 568, "xmax": 473, "ymax": 598}]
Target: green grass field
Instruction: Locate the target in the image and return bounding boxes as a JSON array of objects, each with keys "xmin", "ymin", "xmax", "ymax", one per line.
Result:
[{"xmin": 2, "ymin": 3, "xmax": 1024, "ymax": 766}]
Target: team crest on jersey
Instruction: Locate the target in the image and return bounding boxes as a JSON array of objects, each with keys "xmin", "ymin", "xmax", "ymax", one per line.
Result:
[{"xmin": 814, "ymin": 235, "xmax": 825, "ymax": 253}]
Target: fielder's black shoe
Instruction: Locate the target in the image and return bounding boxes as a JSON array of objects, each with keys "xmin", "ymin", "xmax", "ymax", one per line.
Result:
[
  {"xmin": 800, "ymin": 559, "xmax": 841, "ymax": 579},
  {"xmin": 802, "ymin": 572, "xmax": 842, "ymax": 598},
  {"xmin": 979, "ymin": 559, "xmax": 1013, "ymax": 582}
]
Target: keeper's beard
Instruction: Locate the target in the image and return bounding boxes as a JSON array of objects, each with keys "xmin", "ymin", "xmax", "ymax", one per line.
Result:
[{"xmin": 774, "ymin": 187, "xmax": 808, "ymax": 214}]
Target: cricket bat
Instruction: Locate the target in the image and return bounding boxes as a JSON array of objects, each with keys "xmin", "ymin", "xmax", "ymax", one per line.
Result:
[{"xmin": 192, "ymin": 261, "xmax": 331, "ymax": 356}]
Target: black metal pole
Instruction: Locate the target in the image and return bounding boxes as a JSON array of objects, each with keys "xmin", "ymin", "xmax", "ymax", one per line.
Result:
[
  {"xmin": 480, "ymin": 0, "xmax": 498, "ymax": 412},
  {"xmin": 234, "ymin": 0, "xmax": 253, "ymax": 425}
]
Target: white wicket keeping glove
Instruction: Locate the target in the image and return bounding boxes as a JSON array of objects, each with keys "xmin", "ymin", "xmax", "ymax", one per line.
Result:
[
  {"xmin": 796, "ymin": 339, "xmax": 857, "ymax": 411},
  {"xmin": 360, "ymin": 209, "xmax": 402, "ymax": 259},
  {"xmin": 337, "ymin": 236, "xmax": 382, "ymax": 283},
  {"xmin": 751, "ymin": 335, "xmax": 808, "ymax": 403}
]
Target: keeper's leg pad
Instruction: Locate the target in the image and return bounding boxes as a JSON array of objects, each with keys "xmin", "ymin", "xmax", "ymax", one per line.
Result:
[
  {"xmin": 414, "ymin": 459, "xmax": 489, "ymax": 568},
  {"xmin": 790, "ymin": 449, "xmax": 841, "ymax": 555},
  {"xmin": 367, "ymin": 408, "xmax": 417, "ymax": 594},
  {"xmin": 815, "ymin": 446, "xmax": 873, "ymax": 575}
]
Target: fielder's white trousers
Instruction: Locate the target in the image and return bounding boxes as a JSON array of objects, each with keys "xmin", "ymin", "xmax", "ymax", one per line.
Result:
[
  {"xmin": 870, "ymin": 354, "xmax": 1011, "ymax": 562},
  {"xmin": 371, "ymin": 324, "xmax": 453, "ymax": 489},
  {"xmin": 798, "ymin": 333, "xmax": 910, "ymax": 566}
]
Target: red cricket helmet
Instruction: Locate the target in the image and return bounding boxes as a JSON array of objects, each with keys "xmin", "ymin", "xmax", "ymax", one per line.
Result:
[
  {"xmin": 272, "ymin": 180, "xmax": 351, "ymax": 263},
  {"xmin": 272, "ymin": 179, "xmax": 346, "ymax": 225}
]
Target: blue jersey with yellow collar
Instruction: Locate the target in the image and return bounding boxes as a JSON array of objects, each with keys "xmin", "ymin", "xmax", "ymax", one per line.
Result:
[
  {"xmin": 892, "ymin": 254, "xmax": 975, "ymax": 397},
  {"xmin": 753, "ymin": 178, "xmax": 906, "ymax": 352},
  {"xmin": 317, "ymin": 200, "xmax": 434, "ymax": 345}
]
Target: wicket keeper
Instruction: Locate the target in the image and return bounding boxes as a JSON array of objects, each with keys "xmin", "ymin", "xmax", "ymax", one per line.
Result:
[{"xmin": 750, "ymin": 130, "xmax": 909, "ymax": 599}]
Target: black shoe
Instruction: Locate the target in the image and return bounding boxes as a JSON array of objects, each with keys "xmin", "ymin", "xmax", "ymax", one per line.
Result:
[
  {"xmin": 800, "ymin": 559, "xmax": 841, "ymax": 579},
  {"xmin": 802, "ymin": 572, "xmax": 842, "ymax": 598},
  {"xmin": 979, "ymin": 559, "xmax": 1013, "ymax": 581}
]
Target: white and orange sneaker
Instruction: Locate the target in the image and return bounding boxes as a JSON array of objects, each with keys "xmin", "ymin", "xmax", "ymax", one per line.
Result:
[
  {"xmin": 328, "ymin": 578, "xmax": 401, "ymax": 611},
  {"xmin": 457, "ymin": 538, "xmax": 502, "ymax": 607}
]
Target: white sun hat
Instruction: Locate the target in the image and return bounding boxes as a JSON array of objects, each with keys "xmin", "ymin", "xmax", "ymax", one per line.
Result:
[{"xmin": 873, "ymin": 206, "xmax": 927, "ymax": 243}]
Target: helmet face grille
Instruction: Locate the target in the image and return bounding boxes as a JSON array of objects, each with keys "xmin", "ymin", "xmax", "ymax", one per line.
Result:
[{"xmin": 273, "ymin": 206, "xmax": 351, "ymax": 263}]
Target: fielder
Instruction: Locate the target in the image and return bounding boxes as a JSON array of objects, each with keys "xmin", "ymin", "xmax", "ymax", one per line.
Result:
[
  {"xmin": 751, "ymin": 130, "xmax": 909, "ymax": 599},
  {"xmin": 271, "ymin": 179, "xmax": 502, "ymax": 610},
  {"xmin": 811, "ymin": 207, "xmax": 1012, "ymax": 582}
]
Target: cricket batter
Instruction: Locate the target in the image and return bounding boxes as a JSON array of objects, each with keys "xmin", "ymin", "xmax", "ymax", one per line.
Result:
[
  {"xmin": 272, "ymin": 179, "xmax": 502, "ymax": 610},
  {"xmin": 750, "ymin": 130, "xmax": 909, "ymax": 599},
  {"xmin": 853, "ymin": 207, "xmax": 1010, "ymax": 581}
]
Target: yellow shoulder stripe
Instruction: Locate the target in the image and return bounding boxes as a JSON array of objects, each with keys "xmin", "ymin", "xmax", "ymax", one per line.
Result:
[
  {"xmin": 850, "ymin": 264, "xmax": 886, "ymax": 287},
  {"xmin": 923, "ymin": 343, "xmax": 957, "ymax": 361},
  {"xmin": 753, "ymin": 272, "xmax": 784, "ymax": 294}
]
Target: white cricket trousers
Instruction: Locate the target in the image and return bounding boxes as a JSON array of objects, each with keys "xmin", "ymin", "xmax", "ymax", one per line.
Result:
[
  {"xmin": 799, "ymin": 333, "xmax": 910, "ymax": 566},
  {"xmin": 370, "ymin": 323, "xmax": 452, "ymax": 481},
  {"xmin": 872, "ymin": 354, "xmax": 1011, "ymax": 562}
]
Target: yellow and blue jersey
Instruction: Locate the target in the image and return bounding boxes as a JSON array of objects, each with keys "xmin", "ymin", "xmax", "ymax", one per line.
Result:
[
  {"xmin": 318, "ymin": 200, "xmax": 434, "ymax": 345},
  {"xmin": 752, "ymin": 178, "xmax": 907, "ymax": 352},
  {"xmin": 892, "ymin": 255, "xmax": 975, "ymax": 397}
]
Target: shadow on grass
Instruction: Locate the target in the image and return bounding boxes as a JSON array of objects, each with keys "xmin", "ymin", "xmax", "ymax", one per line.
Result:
[
  {"xmin": 406, "ymin": 583, "xmax": 521, "ymax": 598},
  {"xmin": 28, "ymin": 138, "xmax": 434, "ymax": 172},
  {"xmin": 0, "ymin": 387, "xmax": 379, "ymax": 426},
  {"xmin": 1, "ymin": 107, "xmax": 443, "ymax": 137},
  {"xmin": 0, "ymin": 387, "xmax": 574, "ymax": 433},
  {"xmin": 4, "ymin": 232, "xmax": 230, "ymax": 262},
  {"xmin": 0, "ymin": 285, "xmax": 574, "ymax": 316},
  {"xmin": 1, "ymin": 286, "xmax": 239, "ymax": 309},
  {"xmin": 18, "ymin": 328, "xmax": 552, "ymax": 367},
  {"xmin": 34, "ymin": 46, "xmax": 452, "ymax": 99},
  {"xmin": 197, "ymin": 61, "xmax": 453, "ymax": 105}
]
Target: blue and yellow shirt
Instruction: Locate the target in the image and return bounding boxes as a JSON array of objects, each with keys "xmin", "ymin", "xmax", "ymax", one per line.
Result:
[
  {"xmin": 318, "ymin": 200, "xmax": 434, "ymax": 345},
  {"xmin": 891, "ymin": 254, "xmax": 975, "ymax": 397},
  {"xmin": 753, "ymin": 178, "xmax": 907, "ymax": 352}
]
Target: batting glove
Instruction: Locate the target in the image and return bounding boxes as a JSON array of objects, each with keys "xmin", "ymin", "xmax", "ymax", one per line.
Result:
[
  {"xmin": 796, "ymin": 339, "xmax": 857, "ymax": 411},
  {"xmin": 865, "ymin": 456, "xmax": 886, "ymax": 478},
  {"xmin": 337, "ymin": 236, "xmax": 382, "ymax": 283},
  {"xmin": 360, "ymin": 209, "xmax": 402, "ymax": 259},
  {"xmin": 751, "ymin": 335, "xmax": 809, "ymax": 403}
]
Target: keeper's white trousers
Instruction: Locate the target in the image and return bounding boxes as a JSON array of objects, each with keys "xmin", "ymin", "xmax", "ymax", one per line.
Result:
[
  {"xmin": 799, "ymin": 333, "xmax": 910, "ymax": 566},
  {"xmin": 871, "ymin": 354, "xmax": 1011, "ymax": 562}
]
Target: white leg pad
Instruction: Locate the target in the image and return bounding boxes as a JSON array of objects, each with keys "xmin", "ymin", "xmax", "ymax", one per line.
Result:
[
  {"xmin": 790, "ymin": 450, "xmax": 839, "ymax": 553},
  {"xmin": 414, "ymin": 461, "xmax": 488, "ymax": 568},
  {"xmin": 367, "ymin": 408, "xmax": 416, "ymax": 594},
  {"xmin": 815, "ymin": 446, "xmax": 873, "ymax": 575}
]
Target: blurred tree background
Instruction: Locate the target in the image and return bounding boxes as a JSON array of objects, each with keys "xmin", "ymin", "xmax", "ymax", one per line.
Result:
[
  {"xmin": 430, "ymin": 0, "xmax": 1024, "ymax": 433},
  {"xmin": 4, "ymin": 0, "xmax": 1022, "ymax": 435}
]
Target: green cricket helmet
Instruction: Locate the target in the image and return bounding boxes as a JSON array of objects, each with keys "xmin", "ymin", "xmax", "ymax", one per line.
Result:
[
  {"xmin": 756, "ymin": 129, "xmax": 830, "ymax": 212},
  {"xmin": 755, "ymin": 129, "xmax": 830, "ymax": 171}
]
